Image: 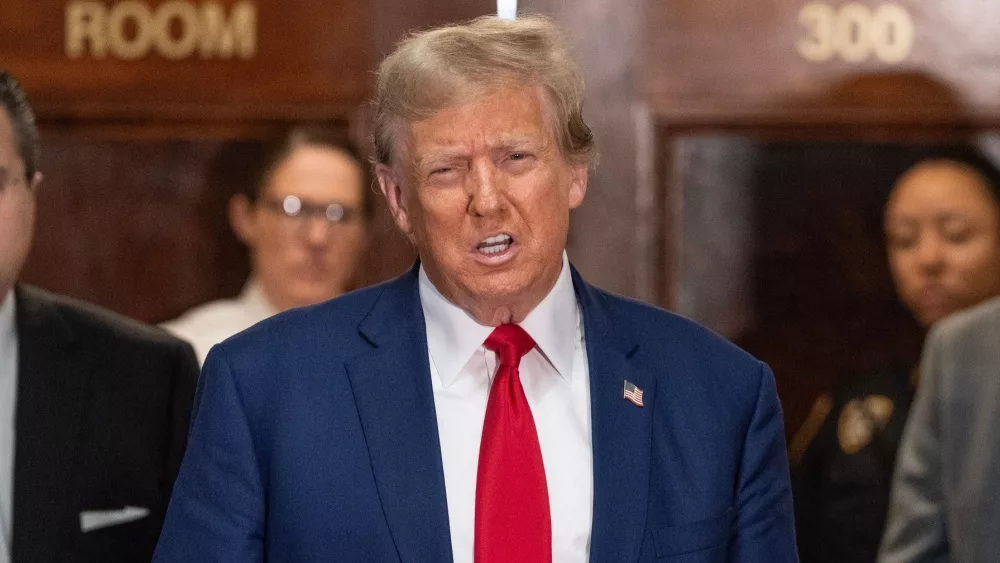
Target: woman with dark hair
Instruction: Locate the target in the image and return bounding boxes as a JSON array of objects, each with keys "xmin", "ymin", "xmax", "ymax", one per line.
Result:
[
  {"xmin": 792, "ymin": 145, "xmax": 1000, "ymax": 563},
  {"xmin": 163, "ymin": 126, "xmax": 373, "ymax": 364}
]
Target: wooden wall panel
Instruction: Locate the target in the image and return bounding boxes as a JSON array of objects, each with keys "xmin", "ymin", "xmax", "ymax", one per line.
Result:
[
  {"xmin": 670, "ymin": 137, "xmax": 944, "ymax": 434},
  {"xmin": 1, "ymin": 0, "xmax": 370, "ymax": 121},
  {"xmin": 18, "ymin": 129, "xmax": 420, "ymax": 324},
  {"xmin": 368, "ymin": 0, "xmax": 494, "ymax": 58},
  {"xmin": 644, "ymin": 0, "xmax": 1000, "ymax": 124},
  {"xmin": 640, "ymin": 0, "xmax": 1000, "ymax": 434},
  {"xmin": 19, "ymin": 137, "xmax": 249, "ymax": 322}
]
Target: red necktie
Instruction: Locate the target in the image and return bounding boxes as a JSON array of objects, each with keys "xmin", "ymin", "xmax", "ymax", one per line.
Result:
[{"xmin": 475, "ymin": 324, "xmax": 551, "ymax": 563}]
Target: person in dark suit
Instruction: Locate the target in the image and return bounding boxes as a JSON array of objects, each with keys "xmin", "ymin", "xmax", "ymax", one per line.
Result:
[
  {"xmin": 0, "ymin": 71, "xmax": 198, "ymax": 563},
  {"xmin": 153, "ymin": 16, "xmax": 796, "ymax": 563}
]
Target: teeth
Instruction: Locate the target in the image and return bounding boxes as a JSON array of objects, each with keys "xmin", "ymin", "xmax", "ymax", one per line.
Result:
[
  {"xmin": 480, "ymin": 234, "xmax": 512, "ymax": 245},
  {"xmin": 478, "ymin": 243, "xmax": 509, "ymax": 255},
  {"xmin": 476, "ymin": 233, "xmax": 513, "ymax": 256}
]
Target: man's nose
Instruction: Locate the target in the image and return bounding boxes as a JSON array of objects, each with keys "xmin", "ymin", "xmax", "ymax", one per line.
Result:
[
  {"xmin": 467, "ymin": 160, "xmax": 504, "ymax": 217},
  {"xmin": 301, "ymin": 215, "xmax": 332, "ymax": 246}
]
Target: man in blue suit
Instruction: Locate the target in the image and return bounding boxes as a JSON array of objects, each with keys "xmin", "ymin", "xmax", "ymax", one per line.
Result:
[{"xmin": 154, "ymin": 15, "xmax": 797, "ymax": 563}]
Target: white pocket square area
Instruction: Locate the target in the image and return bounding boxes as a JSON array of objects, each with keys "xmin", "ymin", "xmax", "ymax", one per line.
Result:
[{"xmin": 79, "ymin": 506, "xmax": 150, "ymax": 533}]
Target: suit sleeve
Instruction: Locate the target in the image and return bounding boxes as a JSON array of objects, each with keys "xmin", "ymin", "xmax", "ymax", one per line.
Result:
[
  {"xmin": 877, "ymin": 331, "xmax": 949, "ymax": 563},
  {"xmin": 730, "ymin": 362, "xmax": 799, "ymax": 562},
  {"xmin": 152, "ymin": 345, "xmax": 266, "ymax": 563}
]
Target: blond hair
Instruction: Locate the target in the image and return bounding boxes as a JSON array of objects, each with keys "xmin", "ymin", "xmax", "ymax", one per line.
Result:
[{"xmin": 373, "ymin": 15, "xmax": 594, "ymax": 167}]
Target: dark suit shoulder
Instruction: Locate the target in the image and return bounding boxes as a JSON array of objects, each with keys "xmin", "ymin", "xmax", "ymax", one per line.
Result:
[
  {"xmin": 207, "ymin": 277, "xmax": 399, "ymax": 404},
  {"xmin": 18, "ymin": 284, "xmax": 191, "ymax": 353}
]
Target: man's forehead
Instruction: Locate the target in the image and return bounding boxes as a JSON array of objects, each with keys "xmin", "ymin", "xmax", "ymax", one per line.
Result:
[{"xmin": 414, "ymin": 130, "xmax": 542, "ymax": 157}]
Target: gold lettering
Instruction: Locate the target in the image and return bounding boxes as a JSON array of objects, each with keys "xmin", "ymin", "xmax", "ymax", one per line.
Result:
[
  {"xmin": 155, "ymin": 1, "xmax": 200, "ymax": 60},
  {"xmin": 797, "ymin": 2, "xmax": 914, "ymax": 64},
  {"xmin": 66, "ymin": 1, "xmax": 108, "ymax": 59},
  {"xmin": 797, "ymin": 3, "xmax": 836, "ymax": 62},
  {"xmin": 833, "ymin": 3, "xmax": 873, "ymax": 63},
  {"xmin": 198, "ymin": 1, "xmax": 256, "ymax": 59},
  {"xmin": 107, "ymin": 1, "xmax": 155, "ymax": 60},
  {"xmin": 64, "ymin": 0, "xmax": 257, "ymax": 60},
  {"xmin": 870, "ymin": 4, "xmax": 914, "ymax": 63}
]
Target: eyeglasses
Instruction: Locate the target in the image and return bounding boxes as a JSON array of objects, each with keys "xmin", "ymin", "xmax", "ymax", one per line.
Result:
[{"xmin": 258, "ymin": 195, "xmax": 358, "ymax": 225}]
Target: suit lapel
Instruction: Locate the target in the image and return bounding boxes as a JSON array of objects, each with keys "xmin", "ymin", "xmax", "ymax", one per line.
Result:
[
  {"xmin": 573, "ymin": 270, "xmax": 655, "ymax": 563},
  {"xmin": 345, "ymin": 267, "xmax": 453, "ymax": 563},
  {"xmin": 12, "ymin": 286, "xmax": 91, "ymax": 563}
]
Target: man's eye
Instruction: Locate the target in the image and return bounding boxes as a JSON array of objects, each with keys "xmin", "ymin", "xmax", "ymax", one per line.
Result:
[
  {"xmin": 509, "ymin": 153, "xmax": 528, "ymax": 161},
  {"xmin": 430, "ymin": 167, "xmax": 453, "ymax": 176}
]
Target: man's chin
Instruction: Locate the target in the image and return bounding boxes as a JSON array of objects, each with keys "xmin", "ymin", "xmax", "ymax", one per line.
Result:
[{"xmin": 460, "ymin": 280, "xmax": 535, "ymax": 308}]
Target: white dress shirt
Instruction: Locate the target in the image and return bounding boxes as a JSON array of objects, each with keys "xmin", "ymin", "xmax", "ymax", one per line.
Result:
[
  {"xmin": 0, "ymin": 289, "xmax": 17, "ymax": 563},
  {"xmin": 419, "ymin": 253, "xmax": 593, "ymax": 563},
  {"xmin": 161, "ymin": 280, "xmax": 278, "ymax": 366}
]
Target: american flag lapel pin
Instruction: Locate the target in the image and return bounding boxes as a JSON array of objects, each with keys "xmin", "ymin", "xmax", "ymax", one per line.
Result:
[{"xmin": 623, "ymin": 380, "xmax": 644, "ymax": 407}]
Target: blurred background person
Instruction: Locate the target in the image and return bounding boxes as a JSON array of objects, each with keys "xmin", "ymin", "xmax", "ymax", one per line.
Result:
[
  {"xmin": 878, "ymin": 295, "xmax": 1000, "ymax": 563},
  {"xmin": 162, "ymin": 126, "xmax": 372, "ymax": 364},
  {"xmin": 791, "ymin": 145, "xmax": 1000, "ymax": 563},
  {"xmin": 0, "ymin": 71, "xmax": 198, "ymax": 563}
]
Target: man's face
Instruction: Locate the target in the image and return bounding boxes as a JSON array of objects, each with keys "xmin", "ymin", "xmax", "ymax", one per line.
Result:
[
  {"xmin": 0, "ymin": 108, "xmax": 37, "ymax": 301},
  {"xmin": 885, "ymin": 160, "xmax": 1000, "ymax": 327},
  {"xmin": 378, "ymin": 85, "xmax": 588, "ymax": 324},
  {"xmin": 231, "ymin": 145, "xmax": 367, "ymax": 311}
]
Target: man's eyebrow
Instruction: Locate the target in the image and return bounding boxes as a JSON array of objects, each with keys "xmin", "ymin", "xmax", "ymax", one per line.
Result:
[
  {"xmin": 412, "ymin": 134, "xmax": 543, "ymax": 166},
  {"xmin": 415, "ymin": 148, "xmax": 469, "ymax": 168}
]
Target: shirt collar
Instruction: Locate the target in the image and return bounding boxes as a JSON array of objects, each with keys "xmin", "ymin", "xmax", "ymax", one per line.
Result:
[
  {"xmin": 0, "ymin": 289, "xmax": 15, "ymax": 354},
  {"xmin": 419, "ymin": 252, "xmax": 579, "ymax": 388},
  {"xmin": 519, "ymin": 253, "xmax": 578, "ymax": 383}
]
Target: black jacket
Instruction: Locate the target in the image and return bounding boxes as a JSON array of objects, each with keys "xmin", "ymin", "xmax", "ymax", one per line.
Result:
[
  {"xmin": 11, "ymin": 285, "xmax": 198, "ymax": 563},
  {"xmin": 793, "ymin": 370, "xmax": 915, "ymax": 563}
]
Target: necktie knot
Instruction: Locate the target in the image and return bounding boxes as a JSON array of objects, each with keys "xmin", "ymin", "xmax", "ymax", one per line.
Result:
[{"xmin": 484, "ymin": 323, "xmax": 536, "ymax": 366}]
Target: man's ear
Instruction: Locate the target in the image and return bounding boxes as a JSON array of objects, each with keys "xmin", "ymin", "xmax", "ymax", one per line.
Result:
[
  {"xmin": 567, "ymin": 161, "xmax": 588, "ymax": 209},
  {"xmin": 376, "ymin": 163, "xmax": 413, "ymax": 235},
  {"xmin": 228, "ymin": 194, "xmax": 256, "ymax": 245}
]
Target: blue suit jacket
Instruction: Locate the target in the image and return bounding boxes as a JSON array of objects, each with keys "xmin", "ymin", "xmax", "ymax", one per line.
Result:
[{"xmin": 154, "ymin": 265, "xmax": 797, "ymax": 562}]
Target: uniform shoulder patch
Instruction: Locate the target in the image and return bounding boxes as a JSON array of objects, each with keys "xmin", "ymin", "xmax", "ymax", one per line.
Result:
[{"xmin": 837, "ymin": 395, "xmax": 895, "ymax": 454}]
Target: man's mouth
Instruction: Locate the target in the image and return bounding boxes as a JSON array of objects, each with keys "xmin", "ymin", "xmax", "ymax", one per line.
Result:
[{"xmin": 476, "ymin": 233, "xmax": 513, "ymax": 255}]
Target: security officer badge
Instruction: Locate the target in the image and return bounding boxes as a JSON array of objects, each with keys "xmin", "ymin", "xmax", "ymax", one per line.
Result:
[{"xmin": 837, "ymin": 395, "xmax": 895, "ymax": 454}]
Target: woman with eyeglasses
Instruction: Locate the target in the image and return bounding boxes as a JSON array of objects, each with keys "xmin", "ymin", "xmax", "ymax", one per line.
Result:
[{"xmin": 163, "ymin": 126, "xmax": 373, "ymax": 365}]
